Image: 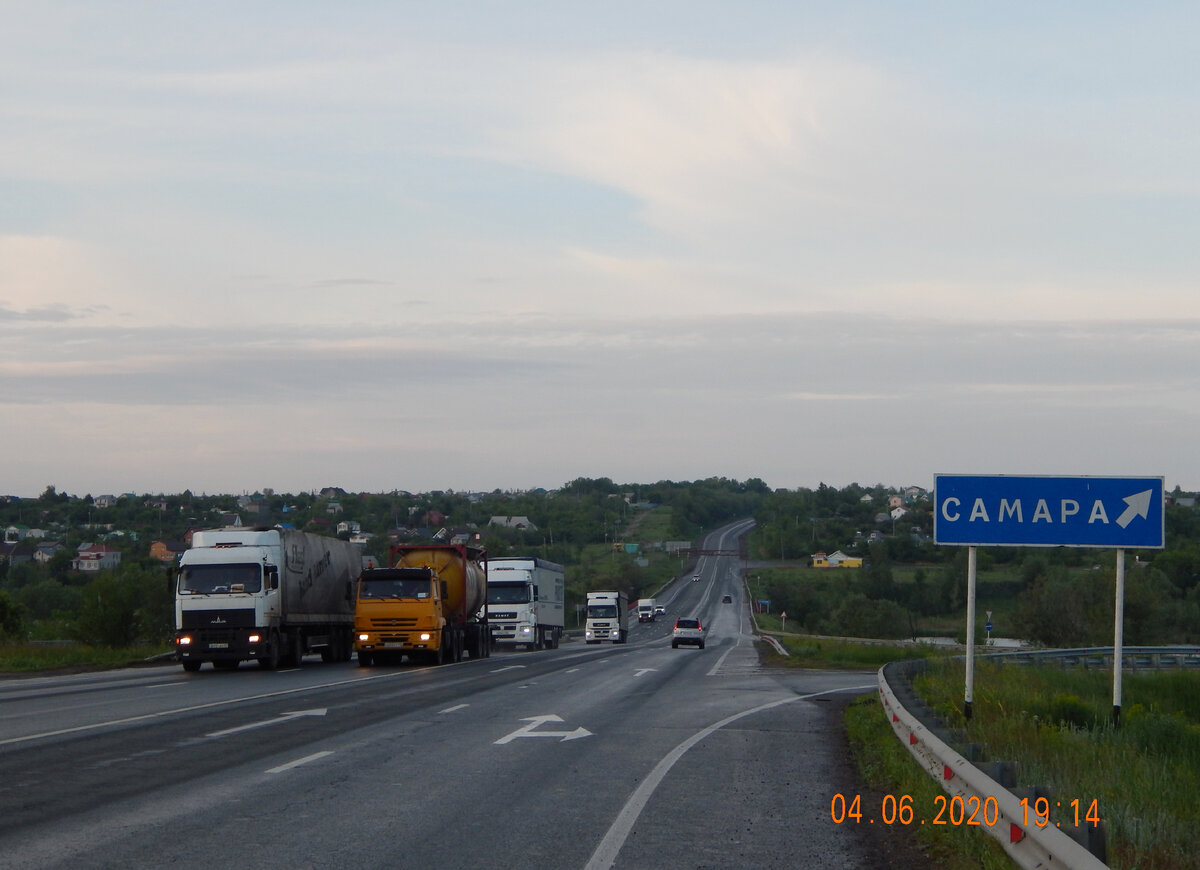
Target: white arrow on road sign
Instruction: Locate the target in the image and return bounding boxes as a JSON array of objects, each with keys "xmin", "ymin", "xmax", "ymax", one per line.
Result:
[
  {"xmin": 494, "ymin": 714, "xmax": 592, "ymax": 744},
  {"xmin": 207, "ymin": 709, "xmax": 327, "ymax": 738},
  {"xmin": 1116, "ymin": 489, "xmax": 1152, "ymax": 529}
]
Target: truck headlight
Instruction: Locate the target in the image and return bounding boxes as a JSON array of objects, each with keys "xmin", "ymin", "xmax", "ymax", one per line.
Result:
[
  {"xmin": 419, "ymin": 632, "xmax": 432, "ymax": 642},
  {"xmin": 177, "ymin": 636, "xmax": 192, "ymax": 646},
  {"xmin": 358, "ymin": 633, "xmax": 370, "ymax": 642},
  {"xmin": 521, "ymin": 627, "xmax": 532, "ymax": 635},
  {"xmin": 248, "ymin": 634, "xmax": 261, "ymax": 643}
]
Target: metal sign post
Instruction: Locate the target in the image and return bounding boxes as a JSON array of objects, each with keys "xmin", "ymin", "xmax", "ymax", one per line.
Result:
[
  {"xmin": 965, "ymin": 546, "xmax": 977, "ymax": 720},
  {"xmin": 1114, "ymin": 549, "xmax": 1125, "ymax": 727}
]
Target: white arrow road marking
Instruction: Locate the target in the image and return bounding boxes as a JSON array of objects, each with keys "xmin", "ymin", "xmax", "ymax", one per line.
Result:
[
  {"xmin": 206, "ymin": 708, "xmax": 327, "ymax": 738},
  {"xmin": 633, "ymin": 668, "xmax": 656, "ymax": 677},
  {"xmin": 1116, "ymin": 489, "xmax": 1153, "ymax": 528},
  {"xmin": 494, "ymin": 714, "xmax": 592, "ymax": 744}
]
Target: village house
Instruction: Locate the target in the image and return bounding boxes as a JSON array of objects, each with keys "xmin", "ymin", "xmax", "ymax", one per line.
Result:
[{"xmin": 72, "ymin": 543, "xmax": 122, "ymax": 572}]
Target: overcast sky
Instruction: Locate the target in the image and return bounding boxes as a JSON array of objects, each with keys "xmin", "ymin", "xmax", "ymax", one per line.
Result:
[{"xmin": 3, "ymin": 2, "xmax": 1199, "ymax": 498}]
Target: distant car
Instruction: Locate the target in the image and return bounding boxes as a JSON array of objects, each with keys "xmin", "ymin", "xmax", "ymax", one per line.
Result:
[
  {"xmin": 654, "ymin": 604, "xmax": 666, "ymax": 617},
  {"xmin": 692, "ymin": 575, "xmax": 700, "ymax": 582},
  {"xmin": 721, "ymin": 594, "xmax": 732, "ymax": 604},
  {"xmin": 672, "ymin": 617, "xmax": 705, "ymax": 649}
]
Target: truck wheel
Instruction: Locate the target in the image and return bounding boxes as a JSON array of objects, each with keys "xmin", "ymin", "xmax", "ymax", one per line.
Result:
[
  {"xmin": 260, "ymin": 633, "xmax": 281, "ymax": 670},
  {"xmin": 672, "ymin": 641, "xmax": 679, "ymax": 649},
  {"xmin": 358, "ymin": 651, "xmax": 373, "ymax": 667},
  {"xmin": 182, "ymin": 660, "xmax": 201, "ymax": 672},
  {"xmin": 288, "ymin": 633, "xmax": 304, "ymax": 667}
]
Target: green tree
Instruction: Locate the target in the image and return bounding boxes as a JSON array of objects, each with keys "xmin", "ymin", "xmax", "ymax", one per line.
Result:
[
  {"xmin": 0, "ymin": 589, "xmax": 24, "ymax": 639},
  {"xmin": 70, "ymin": 565, "xmax": 173, "ymax": 648}
]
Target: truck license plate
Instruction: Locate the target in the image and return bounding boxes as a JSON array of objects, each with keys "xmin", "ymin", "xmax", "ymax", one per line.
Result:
[{"xmin": 209, "ymin": 642, "xmax": 228, "ymax": 649}]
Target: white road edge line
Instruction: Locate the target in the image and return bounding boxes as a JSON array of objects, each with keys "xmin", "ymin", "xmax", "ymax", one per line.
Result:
[
  {"xmin": 582, "ymin": 685, "xmax": 873, "ymax": 870},
  {"xmin": 266, "ymin": 750, "xmax": 333, "ymax": 774},
  {"xmin": 0, "ymin": 669, "xmax": 412, "ymax": 747}
]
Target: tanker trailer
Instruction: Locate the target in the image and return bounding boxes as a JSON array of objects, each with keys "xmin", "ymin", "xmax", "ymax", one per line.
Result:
[{"xmin": 354, "ymin": 543, "xmax": 490, "ymax": 666}]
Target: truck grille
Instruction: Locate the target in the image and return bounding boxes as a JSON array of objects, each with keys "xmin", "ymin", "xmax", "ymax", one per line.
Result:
[
  {"xmin": 369, "ymin": 617, "xmax": 417, "ymax": 629},
  {"xmin": 182, "ymin": 609, "xmax": 255, "ymax": 629}
]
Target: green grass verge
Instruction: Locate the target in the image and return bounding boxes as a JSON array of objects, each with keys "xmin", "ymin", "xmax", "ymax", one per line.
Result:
[
  {"xmin": 0, "ymin": 643, "xmax": 173, "ymax": 674},
  {"xmin": 760, "ymin": 633, "xmax": 944, "ymax": 670},
  {"xmin": 844, "ymin": 694, "xmax": 1013, "ymax": 870},
  {"xmin": 913, "ymin": 660, "xmax": 1200, "ymax": 870}
]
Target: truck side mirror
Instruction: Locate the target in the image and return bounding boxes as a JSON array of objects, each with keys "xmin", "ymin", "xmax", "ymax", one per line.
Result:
[
  {"xmin": 533, "ymin": 587, "xmax": 539, "ymax": 601},
  {"xmin": 266, "ymin": 567, "xmax": 279, "ymax": 590}
]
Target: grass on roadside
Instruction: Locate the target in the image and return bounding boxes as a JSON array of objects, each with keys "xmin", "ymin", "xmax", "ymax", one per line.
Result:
[
  {"xmin": 0, "ymin": 642, "xmax": 173, "ymax": 674},
  {"xmin": 759, "ymin": 634, "xmax": 944, "ymax": 670},
  {"xmin": 843, "ymin": 694, "xmax": 1013, "ymax": 870},
  {"xmin": 913, "ymin": 660, "xmax": 1200, "ymax": 870}
]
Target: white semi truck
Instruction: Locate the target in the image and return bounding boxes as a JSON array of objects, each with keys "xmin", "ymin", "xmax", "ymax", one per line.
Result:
[
  {"xmin": 175, "ymin": 527, "xmax": 363, "ymax": 671},
  {"xmin": 584, "ymin": 591, "xmax": 628, "ymax": 644},
  {"xmin": 483, "ymin": 556, "xmax": 565, "ymax": 650}
]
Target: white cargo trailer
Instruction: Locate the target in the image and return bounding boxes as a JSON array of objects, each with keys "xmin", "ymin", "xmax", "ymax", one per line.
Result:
[
  {"xmin": 483, "ymin": 557, "xmax": 565, "ymax": 650},
  {"xmin": 584, "ymin": 591, "xmax": 628, "ymax": 644},
  {"xmin": 175, "ymin": 527, "xmax": 362, "ymax": 671}
]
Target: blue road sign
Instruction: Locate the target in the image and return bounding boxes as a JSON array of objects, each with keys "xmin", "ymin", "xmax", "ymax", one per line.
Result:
[{"xmin": 934, "ymin": 474, "xmax": 1164, "ymax": 549}]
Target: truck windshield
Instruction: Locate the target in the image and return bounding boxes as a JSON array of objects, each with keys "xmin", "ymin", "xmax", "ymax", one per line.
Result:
[
  {"xmin": 587, "ymin": 604, "xmax": 617, "ymax": 619},
  {"xmin": 487, "ymin": 584, "xmax": 530, "ymax": 605},
  {"xmin": 179, "ymin": 564, "xmax": 262, "ymax": 594},
  {"xmin": 360, "ymin": 577, "xmax": 431, "ymax": 599}
]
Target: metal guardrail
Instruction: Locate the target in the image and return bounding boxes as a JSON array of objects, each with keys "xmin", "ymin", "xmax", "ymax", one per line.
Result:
[
  {"xmin": 878, "ymin": 658, "xmax": 1111, "ymax": 870},
  {"xmin": 984, "ymin": 645, "xmax": 1200, "ymax": 670}
]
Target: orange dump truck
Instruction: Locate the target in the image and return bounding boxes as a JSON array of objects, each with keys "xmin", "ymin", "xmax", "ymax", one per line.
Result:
[{"xmin": 354, "ymin": 543, "xmax": 490, "ymax": 666}]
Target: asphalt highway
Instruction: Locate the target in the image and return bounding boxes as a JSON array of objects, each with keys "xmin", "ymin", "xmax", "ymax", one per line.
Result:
[{"xmin": 0, "ymin": 522, "xmax": 905, "ymax": 870}]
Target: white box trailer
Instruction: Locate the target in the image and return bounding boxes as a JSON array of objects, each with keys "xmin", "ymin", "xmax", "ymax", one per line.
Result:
[
  {"xmin": 585, "ymin": 591, "xmax": 628, "ymax": 644},
  {"xmin": 483, "ymin": 557, "xmax": 565, "ymax": 650},
  {"xmin": 637, "ymin": 598, "xmax": 657, "ymax": 622}
]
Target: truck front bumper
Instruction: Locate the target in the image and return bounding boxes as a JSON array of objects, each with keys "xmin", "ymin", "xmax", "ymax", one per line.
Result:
[{"xmin": 176, "ymin": 630, "xmax": 265, "ymax": 661}]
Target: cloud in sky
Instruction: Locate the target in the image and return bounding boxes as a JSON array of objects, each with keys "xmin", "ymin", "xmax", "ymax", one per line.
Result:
[{"xmin": 2, "ymin": 2, "xmax": 1199, "ymax": 497}]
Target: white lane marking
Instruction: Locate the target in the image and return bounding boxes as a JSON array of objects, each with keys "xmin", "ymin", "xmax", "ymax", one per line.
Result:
[
  {"xmin": 267, "ymin": 750, "xmax": 333, "ymax": 774},
  {"xmin": 142, "ymin": 682, "xmax": 186, "ymax": 689},
  {"xmin": 494, "ymin": 714, "xmax": 592, "ymax": 744},
  {"xmin": 583, "ymin": 685, "xmax": 873, "ymax": 870},
  {"xmin": 707, "ymin": 646, "xmax": 736, "ymax": 677},
  {"xmin": 206, "ymin": 708, "xmax": 327, "ymax": 738},
  {"xmin": 491, "ymin": 665, "xmax": 527, "ymax": 673},
  {"xmin": 633, "ymin": 669, "xmax": 656, "ymax": 677},
  {"xmin": 0, "ymin": 668, "xmax": 416, "ymax": 747},
  {"xmin": 439, "ymin": 704, "xmax": 469, "ymax": 714}
]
